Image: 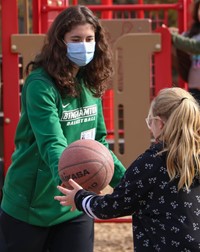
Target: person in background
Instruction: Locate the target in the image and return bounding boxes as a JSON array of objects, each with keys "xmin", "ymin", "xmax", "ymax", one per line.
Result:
[
  {"xmin": 171, "ymin": 32, "xmax": 200, "ymax": 54},
  {"xmin": 55, "ymin": 87, "xmax": 200, "ymax": 252},
  {"xmin": 171, "ymin": 0, "xmax": 200, "ymax": 103},
  {"xmin": 0, "ymin": 5, "xmax": 126, "ymax": 252}
]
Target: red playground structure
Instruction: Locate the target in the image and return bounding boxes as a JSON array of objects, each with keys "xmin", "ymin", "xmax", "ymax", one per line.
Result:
[{"xmin": 0, "ymin": 0, "xmax": 194, "ymax": 228}]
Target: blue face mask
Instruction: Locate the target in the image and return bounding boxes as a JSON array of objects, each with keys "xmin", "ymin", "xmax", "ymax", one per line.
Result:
[{"xmin": 66, "ymin": 42, "xmax": 96, "ymax": 67}]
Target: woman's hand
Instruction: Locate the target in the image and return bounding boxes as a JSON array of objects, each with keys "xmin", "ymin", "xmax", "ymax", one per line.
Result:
[
  {"xmin": 54, "ymin": 179, "xmax": 83, "ymax": 211},
  {"xmin": 168, "ymin": 26, "xmax": 179, "ymax": 34}
]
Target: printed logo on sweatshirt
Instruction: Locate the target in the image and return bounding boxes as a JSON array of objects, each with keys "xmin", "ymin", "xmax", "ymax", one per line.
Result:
[
  {"xmin": 62, "ymin": 103, "xmax": 70, "ymax": 108},
  {"xmin": 61, "ymin": 105, "xmax": 97, "ymax": 126}
]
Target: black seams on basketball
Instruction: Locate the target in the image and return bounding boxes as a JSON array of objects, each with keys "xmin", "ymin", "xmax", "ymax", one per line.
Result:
[{"xmin": 58, "ymin": 139, "xmax": 114, "ymax": 193}]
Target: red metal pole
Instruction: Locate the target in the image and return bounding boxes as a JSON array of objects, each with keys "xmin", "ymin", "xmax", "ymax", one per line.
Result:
[
  {"xmin": 41, "ymin": 0, "xmax": 49, "ymax": 33},
  {"xmin": 101, "ymin": 0, "xmax": 113, "ymax": 19},
  {"xmin": 42, "ymin": 4, "xmax": 180, "ymax": 13},
  {"xmin": 101, "ymin": 0, "xmax": 114, "ymax": 140},
  {"xmin": 95, "ymin": 217, "xmax": 132, "ymax": 223},
  {"xmin": 32, "ymin": 0, "xmax": 42, "ymax": 33},
  {"xmin": 72, "ymin": 0, "xmax": 78, "ymax": 5},
  {"xmin": 40, "ymin": 0, "xmax": 69, "ymax": 33},
  {"xmin": 177, "ymin": 0, "xmax": 187, "ymax": 33},
  {"xmin": 2, "ymin": 0, "xmax": 19, "ymax": 174},
  {"xmin": 138, "ymin": 0, "xmax": 144, "ymax": 19}
]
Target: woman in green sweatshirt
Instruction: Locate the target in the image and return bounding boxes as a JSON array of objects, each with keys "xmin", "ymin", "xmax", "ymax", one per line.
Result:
[{"xmin": 0, "ymin": 5, "xmax": 126, "ymax": 252}]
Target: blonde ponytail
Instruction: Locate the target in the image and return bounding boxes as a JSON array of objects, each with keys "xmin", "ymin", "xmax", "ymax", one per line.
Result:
[{"xmin": 151, "ymin": 87, "xmax": 200, "ymax": 190}]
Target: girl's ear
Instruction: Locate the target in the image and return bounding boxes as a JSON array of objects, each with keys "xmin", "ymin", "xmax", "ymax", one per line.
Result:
[{"xmin": 159, "ymin": 118, "xmax": 165, "ymax": 130}]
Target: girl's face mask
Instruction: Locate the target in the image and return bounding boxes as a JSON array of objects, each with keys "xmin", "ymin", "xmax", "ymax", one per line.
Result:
[{"xmin": 66, "ymin": 41, "xmax": 96, "ymax": 67}]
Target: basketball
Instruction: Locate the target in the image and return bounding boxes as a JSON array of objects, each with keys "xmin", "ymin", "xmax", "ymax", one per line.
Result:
[{"xmin": 58, "ymin": 139, "xmax": 114, "ymax": 193}]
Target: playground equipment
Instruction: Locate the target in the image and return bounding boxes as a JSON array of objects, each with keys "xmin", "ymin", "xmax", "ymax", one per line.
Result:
[{"xmin": 0, "ymin": 0, "xmax": 193, "ymax": 197}]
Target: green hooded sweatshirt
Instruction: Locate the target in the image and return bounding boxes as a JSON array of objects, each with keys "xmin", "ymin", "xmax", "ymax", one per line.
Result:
[{"xmin": 1, "ymin": 68, "xmax": 126, "ymax": 227}]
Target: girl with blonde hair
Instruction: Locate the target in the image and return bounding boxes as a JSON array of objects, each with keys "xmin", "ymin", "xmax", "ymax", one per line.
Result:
[{"xmin": 55, "ymin": 87, "xmax": 200, "ymax": 251}]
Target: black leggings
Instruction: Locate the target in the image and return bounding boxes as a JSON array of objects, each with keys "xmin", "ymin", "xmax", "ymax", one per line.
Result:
[{"xmin": 0, "ymin": 210, "xmax": 94, "ymax": 252}]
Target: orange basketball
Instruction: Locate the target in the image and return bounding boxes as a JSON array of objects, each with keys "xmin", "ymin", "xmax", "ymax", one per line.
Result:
[{"xmin": 58, "ymin": 139, "xmax": 114, "ymax": 193}]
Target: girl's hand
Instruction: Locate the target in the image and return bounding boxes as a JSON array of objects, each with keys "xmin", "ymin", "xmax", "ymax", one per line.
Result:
[{"xmin": 54, "ymin": 179, "xmax": 83, "ymax": 211}]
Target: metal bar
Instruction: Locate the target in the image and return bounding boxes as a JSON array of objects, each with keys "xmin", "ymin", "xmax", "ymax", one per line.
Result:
[
  {"xmin": 41, "ymin": 4, "xmax": 181, "ymax": 13},
  {"xmin": 2, "ymin": 0, "xmax": 19, "ymax": 174},
  {"xmin": 41, "ymin": 0, "xmax": 49, "ymax": 32},
  {"xmin": 95, "ymin": 218, "xmax": 132, "ymax": 223},
  {"xmin": 101, "ymin": 0, "xmax": 113, "ymax": 19},
  {"xmin": 72, "ymin": 0, "xmax": 78, "ymax": 5},
  {"xmin": 32, "ymin": 0, "xmax": 42, "ymax": 33},
  {"xmin": 138, "ymin": 0, "xmax": 144, "ymax": 18}
]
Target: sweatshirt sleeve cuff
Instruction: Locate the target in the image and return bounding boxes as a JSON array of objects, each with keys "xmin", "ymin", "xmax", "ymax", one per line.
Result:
[{"xmin": 74, "ymin": 189, "xmax": 96, "ymax": 211}]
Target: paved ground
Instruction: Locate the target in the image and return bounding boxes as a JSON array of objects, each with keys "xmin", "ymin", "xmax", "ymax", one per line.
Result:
[
  {"xmin": 94, "ymin": 221, "xmax": 133, "ymax": 252},
  {"xmin": 93, "ymin": 185, "xmax": 133, "ymax": 252}
]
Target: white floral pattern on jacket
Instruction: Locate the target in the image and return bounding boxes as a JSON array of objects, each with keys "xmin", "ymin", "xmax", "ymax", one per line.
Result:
[{"xmin": 75, "ymin": 143, "xmax": 200, "ymax": 252}]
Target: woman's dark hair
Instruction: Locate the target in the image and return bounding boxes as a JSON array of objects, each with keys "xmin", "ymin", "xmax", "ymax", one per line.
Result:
[
  {"xmin": 187, "ymin": 0, "xmax": 200, "ymax": 38},
  {"xmin": 26, "ymin": 5, "xmax": 113, "ymax": 97}
]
